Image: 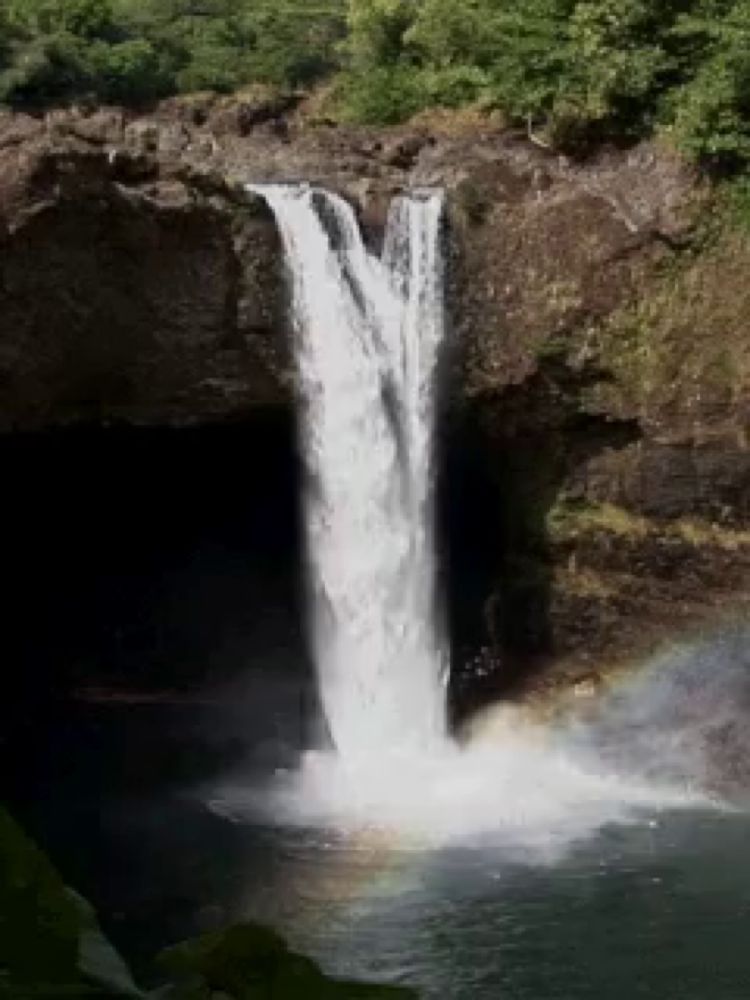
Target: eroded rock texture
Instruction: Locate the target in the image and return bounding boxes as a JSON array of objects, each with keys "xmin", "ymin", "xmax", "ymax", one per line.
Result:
[
  {"xmin": 0, "ymin": 114, "xmax": 285, "ymax": 430},
  {"xmin": 2, "ymin": 99, "xmax": 749, "ymax": 705}
]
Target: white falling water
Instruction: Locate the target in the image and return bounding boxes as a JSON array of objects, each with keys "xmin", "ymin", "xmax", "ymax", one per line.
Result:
[
  {"xmin": 212, "ymin": 184, "xmax": 709, "ymax": 851},
  {"xmin": 250, "ymin": 183, "xmax": 448, "ymax": 761}
]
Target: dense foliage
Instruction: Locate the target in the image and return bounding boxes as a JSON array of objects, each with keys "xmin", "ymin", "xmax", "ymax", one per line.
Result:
[
  {"xmin": 2, "ymin": 0, "xmax": 750, "ymax": 166},
  {"xmin": 341, "ymin": 0, "xmax": 750, "ymax": 164},
  {"xmin": 0, "ymin": 0, "xmax": 346, "ymax": 106}
]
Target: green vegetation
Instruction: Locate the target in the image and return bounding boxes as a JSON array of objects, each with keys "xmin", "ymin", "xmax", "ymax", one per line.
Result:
[
  {"xmin": 157, "ymin": 922, "xmax": 418, "ymax": 998},
  {"xmin": 3, "ymin": 0, "xmax": 750, "ymax": 168},
  {"xmin": 0, "ymin": 805, "xmax": 142, "ymax": 996},
  {"xmin": 339, "ymin": 0, "xmax": 750, "ymax": 162},
  {"xmin": 547, "ymin": 498, "xmax": 750, "ymax": 551},
  {"xmin": 0, "ymin": 805, "xmax": 418, "ymax": 998},
  {"xmin": 574, "ymin": 215, "xmax": 750, "ymax": 421},
  {"xmin": 0, "ymin": 0, "xmax": 346, "ymax": 106}
]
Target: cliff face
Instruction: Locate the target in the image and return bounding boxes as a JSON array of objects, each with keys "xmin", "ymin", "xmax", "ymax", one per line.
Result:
[
  {"xmin": 0, "ymin": 99, "xmax": 696, "ymax": 432},
  {"xmin": 2, "ymin": 98, "xmax": 749, "ymax": 701},
  {"xmin": 0, "ymin": 108, "xmax": 285, "ymax": 430},
  {"xmin": 444, "ymin": 143, "xmax": 750, "ymax": 705}
]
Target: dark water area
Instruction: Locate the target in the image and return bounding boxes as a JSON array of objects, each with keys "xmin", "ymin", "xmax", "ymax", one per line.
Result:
[
  {"xmin": 0, "ymin": 417, "xmax": 314, "ymax": 969},
  {"xmin": 4, "ymin": 422, "xmax": 750, "ymax": 997},
  {"xmin": 0, "ymin": 417, "xmax": 309, "ymax": 706},
  {"xmin": 7, "ymin": 697, "xmax": 750, "ymax": 998},
  {"xmin": 4, "ymin": 699, "xmax": 296, "ymax": 978}
]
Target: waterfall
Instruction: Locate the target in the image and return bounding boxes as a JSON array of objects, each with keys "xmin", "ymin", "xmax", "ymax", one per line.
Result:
[
  {"xmin": 213, "ymin": 187, "xmax": 704, "ymax": 844},
  {"xmin": 250, "ymin": 183, "xmax": 448, "ymax": 761}
]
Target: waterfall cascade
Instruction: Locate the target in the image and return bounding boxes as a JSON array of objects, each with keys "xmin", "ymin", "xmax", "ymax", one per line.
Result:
[
  {"xmin": 211, "ymin": 184, "xmax": 706, "ymax": 846},
  {"xmin": 249, "ymin": 183, "xmax": 449, "ymax": 761}
]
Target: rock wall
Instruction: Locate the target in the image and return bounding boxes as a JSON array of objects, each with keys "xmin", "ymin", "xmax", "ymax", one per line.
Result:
[
  {"xmin": 2, "ymin": 99, "xmax": 750, "ymax": 704},
  {"xmin": 0, "ymin": 113, "xmax": 285, "ymax": 430},
  {"xmin": 443, "ymin": 136, "xmax": 750, "ymax": 707}
]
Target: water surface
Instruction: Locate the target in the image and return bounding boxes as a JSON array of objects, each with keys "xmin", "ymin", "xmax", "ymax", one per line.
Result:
[{"xmin": 10, "ymin": 701, "xmax": 750, "ymax": 998}]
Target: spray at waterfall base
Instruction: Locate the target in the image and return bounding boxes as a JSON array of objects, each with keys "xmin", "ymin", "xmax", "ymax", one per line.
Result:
[{"xmin": 212, "ymin": 184, "xmax": 740, "ymax": 853}]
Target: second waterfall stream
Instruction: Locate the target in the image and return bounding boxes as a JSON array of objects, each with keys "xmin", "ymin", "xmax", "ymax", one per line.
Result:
[{"xmin": 250, "ymin": 183, "xmax": 449, "ymax": 762}]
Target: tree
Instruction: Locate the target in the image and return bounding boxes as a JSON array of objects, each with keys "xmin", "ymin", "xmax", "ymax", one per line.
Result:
[
  {"xmin": 4, "ymin": 0, "xmax": 116, "ymax": 38},
  {"xmin": 345, "ymin": 0, "xmax": 416, "ymax": 70},
  {"xmin": 666, "ymin": 0, "xmax": 750, "ymax": 164}
]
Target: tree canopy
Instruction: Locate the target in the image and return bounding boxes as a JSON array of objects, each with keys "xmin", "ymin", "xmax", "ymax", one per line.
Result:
[
  {"xmin": 340, "ymin": 0, "xmax": 750, "ymax": 164},
  {"xmin": 2, "ymin": 0, "xmax": 750, "ymax": 168},
  {"xmin": 0, "ymin": 0, "xmax": 346, "ymax": 105}
]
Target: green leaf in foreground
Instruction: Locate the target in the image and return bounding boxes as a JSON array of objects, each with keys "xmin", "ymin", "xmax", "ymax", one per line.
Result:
[
  {"xmin": 156, "ymin": 921, "xmax": 418, "ymax": 999},
  {"xmin": 0, "ymin": 805, "xmax": 142, "ymax": 997}
]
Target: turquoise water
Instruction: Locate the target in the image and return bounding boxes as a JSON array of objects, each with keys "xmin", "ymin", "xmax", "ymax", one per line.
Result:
[
  {"xmin": 261, "ymin": 812, "xmax": 750, "ymax": 999},
  {"xmin": 10, "ymin": 702, "xmax": 750, "ymax": 998}
]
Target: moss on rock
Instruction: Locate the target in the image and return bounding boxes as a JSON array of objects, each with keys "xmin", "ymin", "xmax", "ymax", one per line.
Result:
[
  {"xmin": 579, "ymin": 222, "xmax": 750, "ymax": 434},
  {"xmin": 157, "ymin": 922, "xmax": 418, "ymax": 999}
]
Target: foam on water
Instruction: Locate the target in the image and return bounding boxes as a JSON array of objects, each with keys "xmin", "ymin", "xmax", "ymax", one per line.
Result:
[{"xmin": 213, "ymin": 718, "xmax": 707, "ymax": 859}]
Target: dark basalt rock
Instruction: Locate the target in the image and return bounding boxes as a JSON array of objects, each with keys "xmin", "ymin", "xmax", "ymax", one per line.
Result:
[
  {"xmin": 1, "ymin": 99, "xmax": 749, "ymax": 702},
  {"xmin": 0, "ymin": 133, "xmax": 287, "ymax": 432}
]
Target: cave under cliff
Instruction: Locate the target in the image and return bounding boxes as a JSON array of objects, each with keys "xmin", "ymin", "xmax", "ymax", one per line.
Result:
[{"xmin": 3, "ymin": 102, "xmax": 750, "ymax": 729}]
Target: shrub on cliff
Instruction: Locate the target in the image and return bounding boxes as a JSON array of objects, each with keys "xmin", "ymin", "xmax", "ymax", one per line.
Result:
[
  {"xmin": 340, "ymin": 0, "xmax": 682, "ymax": 141},
  {"xmin": 0, "ymin": 0, "xmax": 173, "ymax": 105},
  {"xmin": 338, "ymin": 0, "xmax": 750, "ymax": 167},
  {"xmin": 664, "ymin": 1, "xmax": 750, "ymax": 166}
]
